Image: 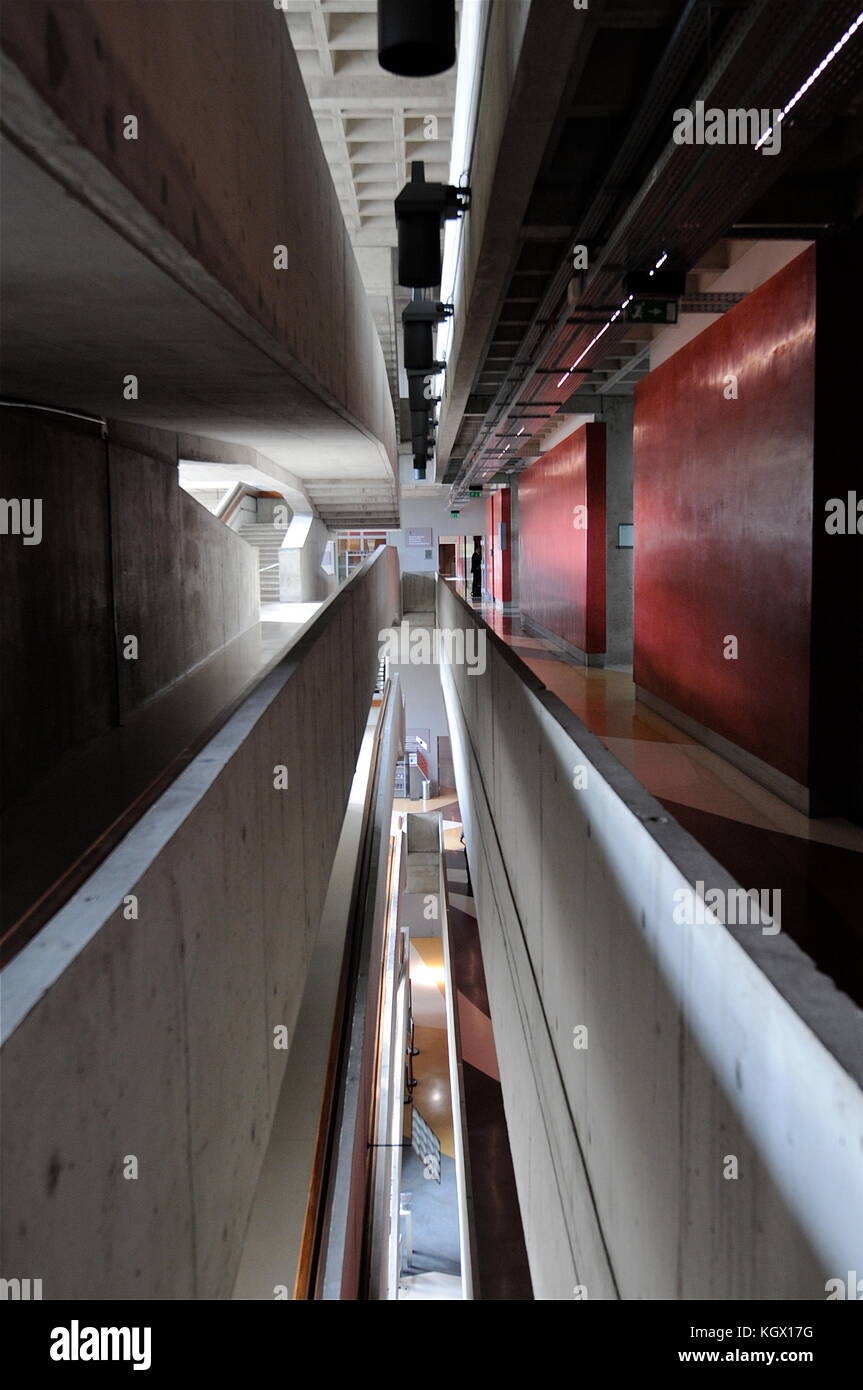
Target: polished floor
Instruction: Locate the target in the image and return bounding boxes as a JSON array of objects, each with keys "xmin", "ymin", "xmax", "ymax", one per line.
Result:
[{"xmin": 464, "ymin": 588, "xmax": 863, "ymax": 1008}]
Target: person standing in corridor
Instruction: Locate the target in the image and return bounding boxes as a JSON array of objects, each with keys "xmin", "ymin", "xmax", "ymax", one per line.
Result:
[{"xmin": 470, "ymin": 538, "xmax": 482, "ymax": 599}]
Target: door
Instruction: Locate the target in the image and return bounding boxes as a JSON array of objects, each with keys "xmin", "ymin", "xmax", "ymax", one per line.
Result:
[{"xmin": 438, "ymin": 542, "xmax": 456, "ymax": 577}]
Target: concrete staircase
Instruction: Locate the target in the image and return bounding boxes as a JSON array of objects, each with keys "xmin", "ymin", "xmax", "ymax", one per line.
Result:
[{"xmin": 237, "ymin": 524, "xmax": 285, "ymax": 604}]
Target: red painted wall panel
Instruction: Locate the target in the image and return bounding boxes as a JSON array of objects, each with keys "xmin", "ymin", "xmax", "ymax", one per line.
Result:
[
  {"xmin": 518, "ymin": 423, "xmax": 606, "ymax": 652},
  {"xmin": 484, "ymin": 489, "xmax": 512, "ymax": 603},
  {"xmin": 633, "ymin": 247, "xmax": 816, "ymax": 786}
]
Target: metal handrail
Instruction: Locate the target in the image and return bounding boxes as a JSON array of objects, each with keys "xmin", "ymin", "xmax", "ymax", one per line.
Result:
[
  {"xmin": 293, "ymin": 670, "xmax": 402, "ymax": 1300},
  {"xmin": 214, "ymin": 480, "xmax": 249, "ymax": 524}
]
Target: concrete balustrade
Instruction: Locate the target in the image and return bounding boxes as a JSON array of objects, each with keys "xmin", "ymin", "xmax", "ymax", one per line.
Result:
[
  {"xmin": 0, "ymin": 547, "xmax": 400, "ymax": 1300},
  {"xmin": 0, "ymin": 412, "xmax": 261, "ymax": 815},
  {"xmin": 437, "ymin": 578, "xmax": 863, "ymax": 1301}
]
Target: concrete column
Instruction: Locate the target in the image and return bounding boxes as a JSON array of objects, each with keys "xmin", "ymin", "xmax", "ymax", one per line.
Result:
[
  {"xmin": 603, "ymin": 396, "xmax": 634, "ymax": 668},
  {"xmin": 508, "ymin": 478, "xmax": 520, "ymax": 611}
]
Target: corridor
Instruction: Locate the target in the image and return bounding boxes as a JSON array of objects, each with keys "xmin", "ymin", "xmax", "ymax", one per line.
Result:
[{"xmin": 2, "ymin": 0, "xmax": 862, "ymax": 1343}]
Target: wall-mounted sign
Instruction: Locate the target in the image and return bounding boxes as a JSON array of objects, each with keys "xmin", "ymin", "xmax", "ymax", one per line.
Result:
[
  {"xmin": 406, "ymin": 527, "xmax": 433, "ymax": 546},
  {"xmin": 625, "ymin": 298, "xmax": 678, "ymax": 324}
]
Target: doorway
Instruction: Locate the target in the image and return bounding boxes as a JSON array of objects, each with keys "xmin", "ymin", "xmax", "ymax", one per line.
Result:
[{"xmin": 438, "ymin": 541, "xmax": 456, "ymax": 578}]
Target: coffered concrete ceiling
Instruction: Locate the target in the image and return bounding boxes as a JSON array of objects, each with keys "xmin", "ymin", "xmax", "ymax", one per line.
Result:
[{"xmin": 281, "ymin": 1, "xmax": 458, "ymax": 417}]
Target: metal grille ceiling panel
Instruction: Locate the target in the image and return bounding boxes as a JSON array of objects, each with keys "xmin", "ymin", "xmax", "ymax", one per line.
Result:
[{"xmin": 451, "ymin": 0, "xmax": 863, "ymax": 497}]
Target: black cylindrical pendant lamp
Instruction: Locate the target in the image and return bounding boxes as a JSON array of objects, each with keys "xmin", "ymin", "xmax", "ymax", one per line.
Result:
[{"xmin": 378, "ymin": 1, "xmax": 455, "ymax": 78}]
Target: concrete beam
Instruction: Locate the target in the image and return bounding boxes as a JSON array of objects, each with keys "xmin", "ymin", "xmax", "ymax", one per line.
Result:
[
  {"xmin": 436, "ymin": 1, "xmax": 592, "ymax": 477},
  {"xmin": 1, "ymin": 1, "xmax": 397, "ymax": 505}
]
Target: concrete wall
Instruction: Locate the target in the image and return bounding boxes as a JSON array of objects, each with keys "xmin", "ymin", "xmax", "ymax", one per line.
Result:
[
  {"xmin": 279, "ymin": 517, "xmax": 337, "ymax": 604},
  {"xmin": 390, "ymin": 645, "xmax": 450, "ymax": 790},
  {"xmin": 0, "ymin": 411, "xmax": 258, "ymax": 813},
  {"xmin": 603, "ymin": 397, "xmax": 633, "ymax": 668},
  {"xmin": 387, "ymin": 492, "xmax": 487, "ymax": 577},
  {"xmin": 0, "ymin": 547, "xmax": 400, "ymax": 1299},
  {"xmin": 110, "ymin": 423, "xmax": 260, "ymax": 715},
  {"xmin": 401, "ymin": 571, "xmax": 436, "ymax": 614},
  {"xmin": 437, "ymin": 577, "xmax": 863, "ymax": 1300},
  {"xmin": 1, "ymin": 409, "xmax": 114, "ymax": 813}
]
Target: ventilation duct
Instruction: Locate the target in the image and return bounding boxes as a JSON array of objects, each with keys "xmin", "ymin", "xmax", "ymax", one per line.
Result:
[
  {"xmin": 395, "ymin": 162, "xmax": 469, "ymax": 288},
  {"xmin": 411, "ymin": 410, "xmax": 436, "ymax": 455},
  {"xmin": 407, "ymin": 370, "xmax": 442, "ymax": 411},
  {"xmin": 402, "ymin": 300, "xmax": 453, "ymax": 370}
]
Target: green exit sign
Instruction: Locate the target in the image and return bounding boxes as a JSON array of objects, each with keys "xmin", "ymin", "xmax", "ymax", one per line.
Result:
[
  {"xmin": 450, "ymin": 509, "xmax": 460, "ymax": 518},
  {"xmin": 625, "ymin": 297, "xmax": 679, "ymax": 324},
  {"xmin": 469, "ymin": 488, "xmax": 483, "ymax": 498}
]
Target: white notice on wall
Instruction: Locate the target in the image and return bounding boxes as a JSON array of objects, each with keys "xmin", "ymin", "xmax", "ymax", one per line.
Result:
[{"xmin": 406, "ymin": 527, "xmax": 433, "ymax": 547}]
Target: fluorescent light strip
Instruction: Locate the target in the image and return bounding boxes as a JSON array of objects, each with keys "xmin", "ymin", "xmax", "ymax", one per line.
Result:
[
  {"xmin": 437, "ymin": 1, "xmax": 489, "ymax": 363},
  {"xmin": 755, "ymin": 12, "xmax": 863, "ymax": 149},
  {"xmin": 472, "ymin": 18, "xmax": 862, "ymax": 470},
  {"xmin": 555, "ymin": 250, "xmax": 667, "ymax": 387}
]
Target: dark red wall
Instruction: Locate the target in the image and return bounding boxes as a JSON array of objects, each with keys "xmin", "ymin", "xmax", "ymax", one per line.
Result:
[
  {"xmin": 518, "ymin": 423, "xmax": 606, "ymax": 652},
  {"xmin": 633, "ymin": 247, "xmax": 816, "ymax": 786}
]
